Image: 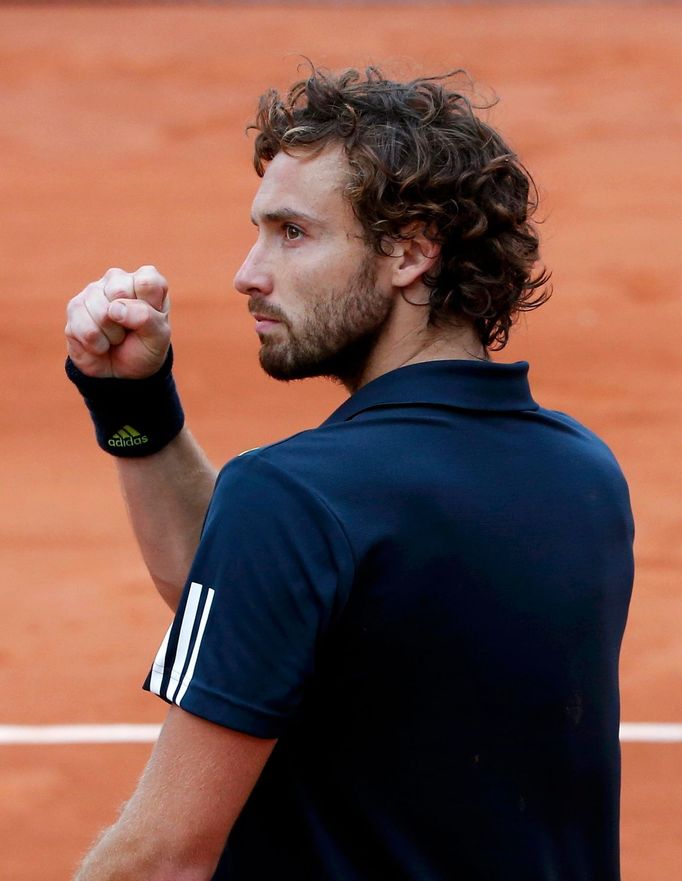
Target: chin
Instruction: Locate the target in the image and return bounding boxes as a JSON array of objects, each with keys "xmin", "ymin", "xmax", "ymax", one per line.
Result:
[
  {"xmin": 258, "ymin": 352, "xmax": 324, "ymax": 382},
  {"xmin": 258, "ymin": 339, "xmax": 372, "ymax": 387}
]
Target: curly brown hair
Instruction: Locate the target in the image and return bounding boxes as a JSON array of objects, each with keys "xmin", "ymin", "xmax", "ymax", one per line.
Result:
[{"xmin": 250, "ymin": 65, "xmax": 550, "ymax": 351}]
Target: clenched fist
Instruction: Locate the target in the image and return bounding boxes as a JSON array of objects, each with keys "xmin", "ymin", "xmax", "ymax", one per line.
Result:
[{"xmin": 65, "ymin": 265, "xmax": 171, "ymax": 379}]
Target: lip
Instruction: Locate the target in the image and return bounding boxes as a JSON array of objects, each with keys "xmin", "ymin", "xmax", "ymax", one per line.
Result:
[{"xmin": 253, "ymin": 316, "xmax": 281, "ymax": 333}]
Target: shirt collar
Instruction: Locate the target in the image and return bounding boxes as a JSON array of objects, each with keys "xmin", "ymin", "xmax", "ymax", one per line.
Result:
[{"xmin": 324, "ymin": 359, "xmax": 538, "ymax": 424}]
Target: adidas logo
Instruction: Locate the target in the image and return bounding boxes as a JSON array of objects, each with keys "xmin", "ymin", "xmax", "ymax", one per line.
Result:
[{"xmin": 108, "ymin": 425, "xmax": 149, "ymax": 448}]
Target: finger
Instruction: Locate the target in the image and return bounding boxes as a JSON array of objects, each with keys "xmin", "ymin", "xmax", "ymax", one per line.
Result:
[
  {"xmin": 65, "ymin": 334, "xmax": 87, "ymax": 361},
  {"xmin": 107, "ymin": 298, "xmax": 170, "ymax": 353},
  {"xmin": 65, "ymin": 334, "xmax": 92, "ymax": 365},
  {"xmin": 102, "ymin": 267, "xmax": 135, "ymax": 303},
  {"xmin": 133, "ymin": 265, "xmax": 168, "ymax": 313},
  {"xmin": 65, "ymin": 329, "xmax": 113, "ymax": 378},
  {"xmin": 82, "ymin": 282, "xmax": 127, "ymax": 347},
  {"xmin": 65, "ymin": 303, "xmax": 112, "ymax": 356}
]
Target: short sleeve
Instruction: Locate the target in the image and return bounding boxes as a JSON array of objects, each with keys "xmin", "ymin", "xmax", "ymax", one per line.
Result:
[{"xmin": 143, "ymin": 452, "xmax": 355, "ymax": 737}]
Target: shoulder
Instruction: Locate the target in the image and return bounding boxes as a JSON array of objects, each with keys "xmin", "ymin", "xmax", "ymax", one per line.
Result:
[
  {"xmin": 220, "ymin": 420, "xmax": 371, "ymax": 497},
  {"xmin": 534, "ymin": 406, "xmax": 625, "ymax": 468},
  {"xmin": 529, "ymin": 405, "xmax": 633, "ymax": 519},
  {"xmin": 208, "ymin": 428, "xmax": 357, "ymax": 561},
  {"xmin": 217, "ymin": 426, "xmax": 337, "ymax": 500}
]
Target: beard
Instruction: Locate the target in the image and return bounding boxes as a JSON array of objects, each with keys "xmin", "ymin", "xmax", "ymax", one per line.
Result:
[{"xmin": 253, "ymin": 254, "xmax": 393, "ymax": 387}]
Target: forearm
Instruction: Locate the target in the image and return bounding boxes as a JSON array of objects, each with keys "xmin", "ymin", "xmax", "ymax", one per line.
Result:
[
  {"xmin": 73, "ymin": 708, "xmax": 270, "ymax": 881},
  {"xmin": 74, "ymin": 823, "xmax": 161, "ymax": 881},
  {"xmin": 74, "ymin": 815, "xmax": 211, "ymax": 881},
  {"xmin": 118, "ymin": 426, "xmax": 218, "ymax": 610},
  {"xmin": 65, "ymin": 268, "xmax": 220, "ymax": 609}
]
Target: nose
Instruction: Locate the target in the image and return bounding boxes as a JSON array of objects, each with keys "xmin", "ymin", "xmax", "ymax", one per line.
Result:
[{"xmin": 233, "ymin": 242, "xmax": 273, "ymax": 297}]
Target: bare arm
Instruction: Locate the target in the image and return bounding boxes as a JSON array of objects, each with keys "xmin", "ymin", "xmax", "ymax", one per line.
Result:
[
  {"xmin": 66, "ymin": 266, "xmax": 213, "ymax": 608},
  {"xmin": 73, "ymin": 706, "xmax": 276, "ymax": 881},
  {"xmin": 117, "ymin": 427, "xmax": 218, "ymax": 610}
]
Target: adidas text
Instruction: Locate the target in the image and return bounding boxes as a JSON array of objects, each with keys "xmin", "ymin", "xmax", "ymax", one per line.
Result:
[{"xmin": 108, "ymin": 435, "xmax": 149, "ymax": 448}]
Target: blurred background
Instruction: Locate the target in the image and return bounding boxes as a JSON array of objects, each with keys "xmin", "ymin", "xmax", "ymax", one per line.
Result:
[{"xmin": 0, "ymin": 2, "xmax": 680, "ymax": 878}]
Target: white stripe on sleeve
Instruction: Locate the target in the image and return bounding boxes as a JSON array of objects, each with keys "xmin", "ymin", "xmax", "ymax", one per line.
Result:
[
  {"xmin": 166, "ymin": 582, "xmax": 203, "ymax": 702},
  {"xmin": 148, "ymin": 623, "xmax": 173, "ymax": 696},
  {"xmin": 176, "ymin": 588, "xmax": 215, "ymax": 707}
]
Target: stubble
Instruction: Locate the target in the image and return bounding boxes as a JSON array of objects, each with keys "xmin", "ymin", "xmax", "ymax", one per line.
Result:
[{"xmin": 257, "ymin": 254, "xmax": 393, "ymax": 386}]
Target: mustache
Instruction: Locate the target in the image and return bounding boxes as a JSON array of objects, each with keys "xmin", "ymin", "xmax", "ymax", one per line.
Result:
[{"xmin": 248, "ymin": 300, "xmax": 289, "ymax": 325}]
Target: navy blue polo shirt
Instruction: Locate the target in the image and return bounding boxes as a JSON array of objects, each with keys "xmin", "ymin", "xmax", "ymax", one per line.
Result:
[{"xmin": 145, "ymin": 359, "xmax": 634, "ymax": 881}]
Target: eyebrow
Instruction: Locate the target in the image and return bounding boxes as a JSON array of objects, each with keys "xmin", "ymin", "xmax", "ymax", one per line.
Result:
[{"xmin": 250, "ymin": 207, "xmax": 322, "ymax": 227}]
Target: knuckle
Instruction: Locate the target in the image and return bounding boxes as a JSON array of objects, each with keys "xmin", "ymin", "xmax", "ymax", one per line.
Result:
[
  {"xmin": 82, "ymin": 283, "xmax": 101, "ymax": 305},
  {"xmin": 136, "ymin": 276, "xmax": 158, "ymax": 289},
  {"xmin": 107, "ymin": 268, "xmax": 131, "ymax": 281},
  {"xmin": 104, "ymin": 278, "xmax": 134, "ymax": 299},
  {"xmin": 135, "ymin": 265, "xmax": 166, "ymax": 287},
  {"xmin": 68, "ymin": 288, "xmax": 89, "ymax": 310},
  {"xmin": 82, "ymin": 325, "xmax": 103, "ymax": 345},
  {"xmin": 66, "ymin": 314, "xmax": 88, "ymax": 338}
]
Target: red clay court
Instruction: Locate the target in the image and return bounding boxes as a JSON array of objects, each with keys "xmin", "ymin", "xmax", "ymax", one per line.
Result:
[{"xmin": 0, "ymin": 3, "xmax": 680, "ymax": 878}]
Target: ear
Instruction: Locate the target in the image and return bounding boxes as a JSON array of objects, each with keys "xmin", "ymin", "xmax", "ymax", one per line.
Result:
[{"xmin": 389, "ymin": 227, "xmax": 440, "ymax": 289}]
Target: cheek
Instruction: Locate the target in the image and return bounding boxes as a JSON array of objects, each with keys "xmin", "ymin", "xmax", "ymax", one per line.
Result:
[
  {"xmin": 283, "ymin": 238, "xmax": 374, "ymax": 315},
  {"xmin": 285, "ymin": 248, "xmax": 336, "ymax": 300}
]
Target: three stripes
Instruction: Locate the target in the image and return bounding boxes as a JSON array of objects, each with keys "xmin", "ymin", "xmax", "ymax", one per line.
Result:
[
  {"xmin": 112, "ymin": 424, "xmax": 143, "ymax": 440},
  {"xmin": 148, "ymin": 581, "xmax": 215, "ymax": 706}
]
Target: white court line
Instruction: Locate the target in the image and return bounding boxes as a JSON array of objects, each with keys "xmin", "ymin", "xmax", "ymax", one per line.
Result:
[
  {"xmin": 0, "ymin": 725, "xmax": 161, "ymax": 745},
  {"xmin": 619, "ymin": 723, "xmax": 682, "ymax": 743},
  {"xmin": 0, "ymin": 722, "xmax": 681, "ymax": 745}
]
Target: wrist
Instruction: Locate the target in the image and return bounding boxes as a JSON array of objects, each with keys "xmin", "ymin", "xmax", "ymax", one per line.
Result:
[{"xmin": 65, "ymin": 347, "xmax": 185, "ymax": 457}]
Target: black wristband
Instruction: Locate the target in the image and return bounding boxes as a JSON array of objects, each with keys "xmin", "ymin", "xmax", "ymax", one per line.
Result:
[{"xmin": 65, "ymin": 347, "xmax": 185, "ymax": 457}]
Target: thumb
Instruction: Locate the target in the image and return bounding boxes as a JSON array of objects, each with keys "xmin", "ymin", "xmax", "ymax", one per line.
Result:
[{"xmin": 108, "ymin": 299, "xmax": 169, "ymax": 342}]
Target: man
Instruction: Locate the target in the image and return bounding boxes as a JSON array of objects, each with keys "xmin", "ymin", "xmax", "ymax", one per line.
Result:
[{"xmin": 65, "ymin": 67, "xmax": 634, "ymax": 880}]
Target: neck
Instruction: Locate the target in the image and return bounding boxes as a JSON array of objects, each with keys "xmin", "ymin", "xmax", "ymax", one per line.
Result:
[{"xmin": 343, "ymin": 295, "xmax": 488, "ymax": 394}]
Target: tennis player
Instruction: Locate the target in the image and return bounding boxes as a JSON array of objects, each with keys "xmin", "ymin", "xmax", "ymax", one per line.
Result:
[{"xmin": 66, "ymin": 66, "xmax": 634, "ymax": 881}]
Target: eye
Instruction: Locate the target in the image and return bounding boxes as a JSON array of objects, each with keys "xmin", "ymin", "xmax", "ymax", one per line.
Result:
[{"xmin": 283, "ymin": 223, "xmax": 304, "ymax": 241}]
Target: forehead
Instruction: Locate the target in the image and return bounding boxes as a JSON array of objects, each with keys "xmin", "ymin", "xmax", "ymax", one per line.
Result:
[{"xmin": 251, "ymin": 144, "xmax": 352, "ymax": 222}]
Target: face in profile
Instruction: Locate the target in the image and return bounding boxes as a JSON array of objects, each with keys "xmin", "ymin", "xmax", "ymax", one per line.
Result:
[{"xmin": 233, "ymin": 145, "xmax": 395, "ymax": 385}]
